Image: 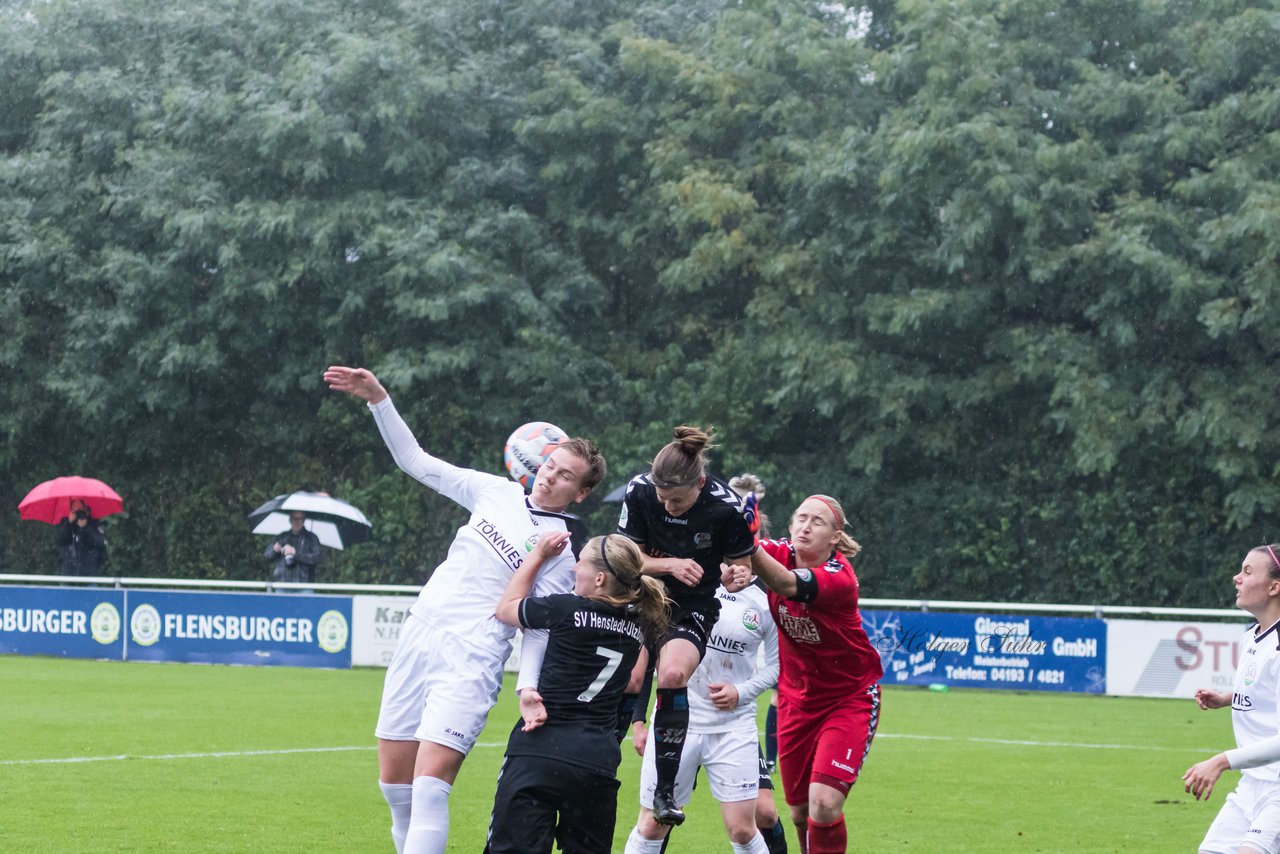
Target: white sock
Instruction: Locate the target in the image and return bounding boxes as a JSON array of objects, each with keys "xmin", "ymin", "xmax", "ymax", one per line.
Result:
[
  {"xmin": 731, "ymin": 832, "xmax": 770, "ymax": 854},
  {"xmin": 403, "ymin": 776, "xmax": 451, "ymax": 854},
  {"xmin": 378, "ymin": 781, "xmax": 413, "ymax": 854},
  {"xmin": 625, "ymin": 826, "xmax": 665, "ymax": 854}
]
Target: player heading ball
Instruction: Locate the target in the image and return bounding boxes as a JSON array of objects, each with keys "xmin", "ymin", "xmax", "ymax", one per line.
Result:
[{"xmin": 323, "ymin": 365, "xmax": 605, "ymax": 854}]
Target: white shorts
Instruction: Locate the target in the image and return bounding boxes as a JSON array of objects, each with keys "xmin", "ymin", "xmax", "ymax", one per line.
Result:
[
  {"xmin": 1200, "ymin": 775, "xmax": 1280, "ymax": 854},
  {"xmin": 374, "ymin": 613, "xmax": 508, "ymax": 754},
  {"xmin": 639, "ymin": 725, "xmax": 759, "ymax": 807}
]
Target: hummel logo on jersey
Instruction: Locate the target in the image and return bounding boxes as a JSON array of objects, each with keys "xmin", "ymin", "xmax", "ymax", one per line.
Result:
[{"xmin": 663, "ymin": 516, "xmax": 689, "ymax": 525}]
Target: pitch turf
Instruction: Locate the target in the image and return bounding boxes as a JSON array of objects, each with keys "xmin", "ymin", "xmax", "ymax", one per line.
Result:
[{"xmin": 0, "ymin": 655, "xmax": 1232, "ymax": 852}]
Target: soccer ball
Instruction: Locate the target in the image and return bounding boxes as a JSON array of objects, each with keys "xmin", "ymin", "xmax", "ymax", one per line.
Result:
[{"xmin": 503, "ymin": 421, "xmax": 569, "ymax": 490}]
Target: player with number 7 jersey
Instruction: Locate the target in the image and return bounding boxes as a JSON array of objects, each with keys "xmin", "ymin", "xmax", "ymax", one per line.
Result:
[{"xmin": 487, "ymin": 532, "xmax": 671, "ymax": 854}]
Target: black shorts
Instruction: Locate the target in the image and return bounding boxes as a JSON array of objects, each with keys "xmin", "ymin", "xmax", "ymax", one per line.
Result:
[
  {"xmin": 655, "ymin": 599, "xmax": 721, "ymax": 661},
  {"xmin": 485, "ymin": 754, "xmax": 620, "ymax": 854}
]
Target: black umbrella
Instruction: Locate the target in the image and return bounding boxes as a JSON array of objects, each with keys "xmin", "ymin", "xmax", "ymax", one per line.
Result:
[{"xmin": 248, "ymin": 491, "xmax": 372, "ymax": 550}]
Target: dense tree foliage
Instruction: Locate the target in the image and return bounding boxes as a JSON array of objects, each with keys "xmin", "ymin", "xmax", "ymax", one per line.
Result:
[{"xmin": 2, "ymin": 0, "xmax": 1277, "ymax": 606}]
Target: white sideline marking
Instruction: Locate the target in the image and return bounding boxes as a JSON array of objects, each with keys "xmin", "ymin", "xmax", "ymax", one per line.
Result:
[
  {"xmin": 2, "ymin": 734, "xmax": 1213, "ymax": 767},
  {"xmin": 0, "ymin": 742, "xmax": 510, "ymax": 766},
  {"xmin": 877, "ymin": 733, "xmax": 1218, "ymax": 752}
]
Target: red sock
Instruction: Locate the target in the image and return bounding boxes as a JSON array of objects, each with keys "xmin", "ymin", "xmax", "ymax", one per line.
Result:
[{"xmin": 807, "ymin": 817, "xmax": 846, "ymax": 854}]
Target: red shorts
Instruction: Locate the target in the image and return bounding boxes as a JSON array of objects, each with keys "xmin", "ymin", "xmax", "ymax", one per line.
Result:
[{"xmin": 776, "ymin": 684, "xmax": 881, "ymax": 807}]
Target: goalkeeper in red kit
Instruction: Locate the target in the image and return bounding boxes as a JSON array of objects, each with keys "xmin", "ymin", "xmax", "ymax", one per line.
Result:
[{"xmin": 745, "ymin": 493, "xmax": 883, "ymax": 854}]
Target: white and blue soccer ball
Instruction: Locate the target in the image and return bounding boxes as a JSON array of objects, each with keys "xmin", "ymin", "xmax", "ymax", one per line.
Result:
[{"xmin": 503, "ymin": 421, "xmax": 568, "ymax": 490}]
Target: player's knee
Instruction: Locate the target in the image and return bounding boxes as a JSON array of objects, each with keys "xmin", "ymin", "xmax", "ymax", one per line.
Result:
[
  {"xmin": 808, "ymin": 780, "xmax": 847, "ymax": 822},
  {"xmin": 755, "ymin": 797, "xmax": 779, "ymax": 827},
  {"xmin": 808, "ymin": 804, "xmax": 839, "ymax": 829},
  {"xmin": 808, "ymin": 797, "xmax": 844, "ymax": 825},
  {"xmin": 655, "ymin": 664, "xmax": 690, "ymax": 689},
  {"xmin": 728, "ymin": 824, "xmax": 759, "ymax": 845}
]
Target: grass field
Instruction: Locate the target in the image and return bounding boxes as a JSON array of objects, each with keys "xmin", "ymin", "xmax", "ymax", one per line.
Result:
[{"xmin": 0, "ymin": 655, "xmax": 1234, "ymax": 852}]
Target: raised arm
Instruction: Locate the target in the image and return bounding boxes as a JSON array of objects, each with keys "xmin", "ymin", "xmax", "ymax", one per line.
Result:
[
  {"xmin": 495, "ymin": 531, "xmax": 571, "ymax": 627},
  {"xmin": 324, "ymin": 365, "xmax": 473, "ymax": 501},
  {"xmin": 323, "ymin": 366, "xmax": 388, "ymax": 404},
  {"xmin": 750, "ymin": 545, "xmax": 798, "ymax": 598}
]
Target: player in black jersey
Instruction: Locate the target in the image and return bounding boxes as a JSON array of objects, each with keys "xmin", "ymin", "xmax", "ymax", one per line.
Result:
[
  {"xmin": 618, "ymin": 425, "xmax": 757, "ymax": 826},
  {"xmin": 486, "ymin": 531, "xmax": 670, "ymax": 854}
]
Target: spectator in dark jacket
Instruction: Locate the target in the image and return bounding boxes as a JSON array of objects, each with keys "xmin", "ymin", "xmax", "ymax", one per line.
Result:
[
  {"xmin": 55, "ymin": 499, "xmax": 108, "ymax": 576},
  {"xmin": 264, "ymin": 512, "xmax": 322, "ymax": 584}
]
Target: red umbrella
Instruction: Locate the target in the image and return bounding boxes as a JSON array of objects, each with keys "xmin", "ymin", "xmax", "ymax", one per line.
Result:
[{"xmin": 18, "ymin": 476, "xmax": 124, "ymax": 524}]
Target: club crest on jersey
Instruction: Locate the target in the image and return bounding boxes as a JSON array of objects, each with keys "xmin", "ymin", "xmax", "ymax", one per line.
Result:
[
  {"xmin": 742, "ymin": 608, "xmax": 761, "ymax": 632},
  {"xmin": 694, "ymin": 532, "xmax": 712, "ymax": 549},
  {"xmin": 524, "ymin": 534, "xmax": 540, "ymax": 553},
  {"xmin": 1246, "ymin": 660, "xmax": 1258, "ymax": 687}
]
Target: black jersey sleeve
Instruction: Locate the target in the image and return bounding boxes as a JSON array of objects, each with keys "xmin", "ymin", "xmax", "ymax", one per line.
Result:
[
  {"xmin": 721, "ymin": 498, "xmax": 758, "ymax": 559},
  {"xmin": 517, "ymin": 594, "xmax": 575, "ymax": 630},
  {"xmin": 617, "ymin": 476, "xmax": 651, "ymax": 543}
]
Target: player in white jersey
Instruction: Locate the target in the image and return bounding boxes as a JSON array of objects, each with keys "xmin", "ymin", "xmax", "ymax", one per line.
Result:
[
  {"xmin": 324, "ymin": 366, "xmax": 606, "ymax": 854},
  {"xmin": 624, "ymin": 581, "xmax": 780, "ymax": 854},
  {"xmin": 1185, "ymin": 543, "xmax": 1280, "ymax": 854}
]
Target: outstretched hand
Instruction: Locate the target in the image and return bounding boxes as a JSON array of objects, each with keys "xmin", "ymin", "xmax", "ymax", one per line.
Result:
[
  {"xmin": 1194, "ymin": 689, "xmax": 1231, "ymax": 711},
  {"xmin": 532, "ymin": 531, "xmax": 571, "ymax": 561},
  {"xmin": 1183, "ymin": 753, "xmax": 1230, "ymax": 801},
  {"xmin": 323, "ymin": 366, "xmax": 388, "ymax": 404},
  {"xmin": 519, "ymin": 689, "xmax": 548, "ymax": 732}
]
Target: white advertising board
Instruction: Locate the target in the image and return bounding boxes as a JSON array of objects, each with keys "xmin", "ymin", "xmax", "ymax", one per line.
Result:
[
  {"xmin": 351, "ymin": 595, "xmax": 415, "ymax": 667},
  {"xmin": 1106, "ymin": 618, "xmax": 1248, "ymax": 698},
  {"xmin": 351, "ymin": 594, "xmax": 524, "ymax": 670}
]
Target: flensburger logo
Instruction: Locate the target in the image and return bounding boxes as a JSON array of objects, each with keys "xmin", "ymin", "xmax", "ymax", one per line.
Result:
[
  {"xmin": 316, "ymin": 610, "xmax": 349, "ymax": 654},
  {"xmin": 90, "ymin": 602, "xmax": 121, "ymax": 645},
  {"xmin": 130, "ymin": 604, "xmax": 162, "ymax": 646}
]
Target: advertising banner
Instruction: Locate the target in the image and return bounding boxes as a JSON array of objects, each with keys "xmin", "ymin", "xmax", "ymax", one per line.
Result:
[
  {"xmin": 125, "ymin": 590, "xmax": 352, "ymax": 668},
  {"xmin": 351, "ymin": 595, "xmax": 415, "ymax": 667},
  {"xmin": 0, "ymin": 585, "xmax": 125, "ymax": 660},
  {"xmin": 863, "ymin": 609, "xmax": 1107, "ymax": 693},
  {"xmin": 1105, "ymin": 618, "xmax": 1247, "ymax": 698}
]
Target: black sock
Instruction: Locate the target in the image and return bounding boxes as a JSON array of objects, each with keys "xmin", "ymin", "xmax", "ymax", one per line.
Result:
[
  {"xmin": 765, "ymin": 702, "xmax": 778, "ymax": 764},
  {"xmin": 761, "ymin": 818, "xmax": 788, "ymax": 854},
  {"xmin": 653, "ymin": 687, "xmax": 689, "ymax": 794}
]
